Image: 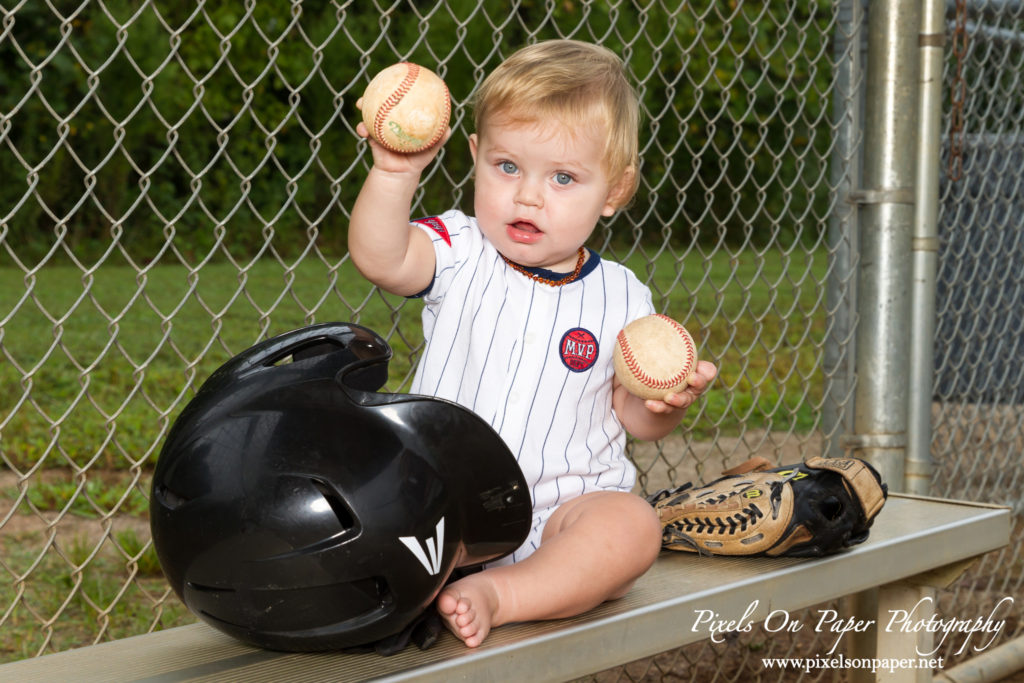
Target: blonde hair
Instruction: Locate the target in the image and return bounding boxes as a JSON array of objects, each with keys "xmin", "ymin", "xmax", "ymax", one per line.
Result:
[{"xmin": 473, "ymin": 40, "xmax": 640, "ymax": 207}]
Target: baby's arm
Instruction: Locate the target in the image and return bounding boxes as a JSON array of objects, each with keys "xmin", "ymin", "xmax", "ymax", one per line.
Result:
[
  {"xmin": 348, "ymin": 114, "xmax": 451, "ymax": 296},
  {"xmin": 612, "ymin": 359, "xmax": 717, "ymax": 441}
]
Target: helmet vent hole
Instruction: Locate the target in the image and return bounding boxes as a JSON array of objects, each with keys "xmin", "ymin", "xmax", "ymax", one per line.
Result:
[
  {"xmin": 155, "ymin": 485, "xmax": 189, "ymax": 510},
  {"xmin": 269, "ymin": 340, "xmax": 344, "ymax": 366},
  {"xmin": 375, "ymin": 576, "xmax": 393, "ymax": 607},
  {"xmin": 311, "ymin": 479, "xmax": 355, "ymax": 530},
  {"xmin": 187, "ymin": 582, "xmax": 235, "ymax": 594}
]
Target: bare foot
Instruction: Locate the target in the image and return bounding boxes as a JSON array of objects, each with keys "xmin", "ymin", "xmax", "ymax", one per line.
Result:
[{"xmin": 436, "ymin": 573, "xmax": 502, "ymax": 648}]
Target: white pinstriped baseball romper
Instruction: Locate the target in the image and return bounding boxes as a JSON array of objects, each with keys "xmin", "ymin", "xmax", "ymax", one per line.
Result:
[{"xmin": 410, "ymin": 209, "xmax": 654, "ymax": 565}]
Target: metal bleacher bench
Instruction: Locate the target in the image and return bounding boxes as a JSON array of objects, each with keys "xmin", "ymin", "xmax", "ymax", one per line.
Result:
[{"xmin": 1, "ymin": 494, "xmax": 1010, "ymax": 683}]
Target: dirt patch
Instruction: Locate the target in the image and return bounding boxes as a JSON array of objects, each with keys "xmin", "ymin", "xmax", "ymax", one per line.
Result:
[{"xmin": 0, "ymin": 468, "xmax": 151, "ymax": 550}]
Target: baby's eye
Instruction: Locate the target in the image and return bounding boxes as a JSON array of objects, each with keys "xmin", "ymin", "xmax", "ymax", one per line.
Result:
[
  {"xmin": 499, "ymin": 161, "xmax": 518, "ymax": 175},
  {"xmin": 553, "ymin": 172, "xmax": 574, "ymax": 186}
]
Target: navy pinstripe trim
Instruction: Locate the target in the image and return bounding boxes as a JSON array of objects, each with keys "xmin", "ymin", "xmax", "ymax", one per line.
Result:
[
  {"xmin": 552, "ymin": 288, "xmax": 591, "ymax": 503},
  {"xmin": 423, "ymin": 220, "xmax": 483, "ymax": 396},
  {"xmin": 470, "ymin": 251, "xmax": 509, "ymax": 409},
  {"xmin": 596, "ymin": 265, "xmax": 629, "ymax": 488},
  {"xmin": 574, "ymin": 262, "xmax": 608, "ymax": 489},
  {"xmin": 496, "ymin": 285, "xmax": 536, "ymax": 438},
  {"xmin": 527, "ymin": 286, "xmax": 568, "ymax": 502}
]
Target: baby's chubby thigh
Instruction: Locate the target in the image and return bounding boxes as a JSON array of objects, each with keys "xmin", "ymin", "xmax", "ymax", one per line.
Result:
[{"xmin": 540, "ymin": 490, "xmax": 663, "ymax": 598}]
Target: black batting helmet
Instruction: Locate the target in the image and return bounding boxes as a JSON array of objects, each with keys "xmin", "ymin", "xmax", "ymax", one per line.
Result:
[{"xmin": 150, "ymin": 323, "xmax": 531, "ymax": 651}]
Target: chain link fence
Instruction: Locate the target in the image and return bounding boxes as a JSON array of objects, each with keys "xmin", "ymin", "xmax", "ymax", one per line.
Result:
[
  {"xmin": 929, "ymin": 0, "xmax": 1024, "ymax": 675},
  {"xmin": 0, "ymin": 0, "xmax": 1021, "ymax": 679}
]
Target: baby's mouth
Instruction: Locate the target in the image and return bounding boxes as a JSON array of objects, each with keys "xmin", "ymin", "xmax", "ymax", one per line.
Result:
[
  {"xmin": 507, "ymin": 220, "xmax": 543, "ymax": 243},
  {"xmin": 511, "ymin": 220, "xmax": 540, "ymax": 233}
]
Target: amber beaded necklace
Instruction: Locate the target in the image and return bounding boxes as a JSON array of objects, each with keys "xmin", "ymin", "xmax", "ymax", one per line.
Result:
[{"xmin": 501, "ymin": 247, "xmax": 587, "ymax": 287}]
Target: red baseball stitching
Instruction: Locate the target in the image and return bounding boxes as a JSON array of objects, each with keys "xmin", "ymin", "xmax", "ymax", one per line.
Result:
[
  {"xmin": 617, "ymin": 314, "xmax": 696, "ymax": 390},
  {"xmin": 375, "ymin": 62, "xmax": 419, "ymax": 151}
]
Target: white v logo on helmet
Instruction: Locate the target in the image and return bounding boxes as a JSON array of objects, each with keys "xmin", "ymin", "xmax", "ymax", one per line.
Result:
[{"xmin": 399, "ymin": 517, "xmax": 445, "ymax": 575}]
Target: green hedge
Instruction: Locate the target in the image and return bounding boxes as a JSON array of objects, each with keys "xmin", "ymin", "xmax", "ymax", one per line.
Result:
[{"xmin": 1, "ymin": 0, "xmax": 834, "ymax": 264}]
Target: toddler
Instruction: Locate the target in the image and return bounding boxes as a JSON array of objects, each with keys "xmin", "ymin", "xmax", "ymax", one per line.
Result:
[{"xmin": 349, "ymin": 39, "xmax": 717, "ymax": 647}]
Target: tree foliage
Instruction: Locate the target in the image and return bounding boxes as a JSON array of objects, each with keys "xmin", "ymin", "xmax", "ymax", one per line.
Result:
[{"xmin": 0, "ymin": 0, "xmax": 836, "ymax": 264}]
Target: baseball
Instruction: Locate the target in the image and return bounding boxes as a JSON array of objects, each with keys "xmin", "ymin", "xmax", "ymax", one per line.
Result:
[
  {"xmin": 360, "ymin": 62, "xmax": 450, "ymax": 154},
  {"xmin": 613, "ymin": 314, "xmax": 698, "ymax": 401}
]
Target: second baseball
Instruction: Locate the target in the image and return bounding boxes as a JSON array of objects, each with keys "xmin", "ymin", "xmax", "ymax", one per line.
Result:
[
  {"xmin": 360, "ymin": 62, "xmax": 450, "ymax": 153},
  {"xmin": 613, "ymin": 314, "xmax": 698, "ymax": 400}
]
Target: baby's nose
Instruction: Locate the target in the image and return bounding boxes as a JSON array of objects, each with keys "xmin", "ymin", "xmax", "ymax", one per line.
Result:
[{"xmin": 514, "ymin": 180, "xmax": 543, "ymax": 207}]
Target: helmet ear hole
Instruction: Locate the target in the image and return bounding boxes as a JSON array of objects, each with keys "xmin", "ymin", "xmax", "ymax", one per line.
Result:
[{"xmin": 311, "ymin": 479, "xmax": 356, "ymax": 530}]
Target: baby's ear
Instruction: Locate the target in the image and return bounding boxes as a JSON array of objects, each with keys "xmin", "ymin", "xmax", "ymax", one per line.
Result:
[{"xmin": 602, "ymin": 166, "xmax": 637, "ymax": 216}]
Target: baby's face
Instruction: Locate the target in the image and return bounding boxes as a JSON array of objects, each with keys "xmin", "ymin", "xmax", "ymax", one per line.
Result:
[{"xmin": 470, "ymin": 118, "xmax": 622, "ymax": 272}]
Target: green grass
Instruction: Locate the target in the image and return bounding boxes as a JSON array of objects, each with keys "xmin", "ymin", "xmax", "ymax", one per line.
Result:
[
  {"xmin": 0, "ymin": 523, "xmax": 194, "ymax": 662},
  {"xmin": 19, "ymin": 475, "xmax": 149, "ymax": 519},
  {"xmin": 0, "ymin": 254, "xmax": 424, "ymax": 472},
  {"xmin": 0, "ymin": 247, "xmax": 829, "ymax": 472}
]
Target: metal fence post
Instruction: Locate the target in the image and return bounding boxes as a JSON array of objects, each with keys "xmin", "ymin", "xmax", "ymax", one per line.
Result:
[
  {"xmin": 847, "ymin": 0, "xmax": 921, "ymax": 489},
  {"xmin": 824, "ymin": 0, "xmax": 866, "ymax": 460},
  {"xmin": 845, "ymin": 9, "xmax": 922, "ymax": 674},
  {"xmin": 906, "ymin": 0, "xmax": 946, "ymax": 495}
]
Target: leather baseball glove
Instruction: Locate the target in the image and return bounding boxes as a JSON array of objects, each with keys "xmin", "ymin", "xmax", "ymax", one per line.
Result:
[{"xmin": 647, "ymin": 456, "xmax": 888, "ymax": 558}]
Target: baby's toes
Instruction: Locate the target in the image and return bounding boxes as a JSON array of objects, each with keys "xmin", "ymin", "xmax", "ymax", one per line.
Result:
[
  {"xmin": 455, "ymin": 606, "xmax": 477, "ymax": 630},
  {"xmin": 437, "ymin": 588, "xmax": 461, "ymax": 617}
]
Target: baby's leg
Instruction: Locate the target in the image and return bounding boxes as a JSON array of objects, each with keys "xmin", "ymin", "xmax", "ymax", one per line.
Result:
[{"xmin": 437, "ymin": 490, "xmax": 661, "ymax": 647}]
